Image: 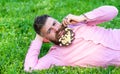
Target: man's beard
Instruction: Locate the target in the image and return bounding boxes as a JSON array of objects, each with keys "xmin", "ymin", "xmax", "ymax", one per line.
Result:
[{"xmin": 50, "ymin": 25, "xmax": 75, "ymax": 46}]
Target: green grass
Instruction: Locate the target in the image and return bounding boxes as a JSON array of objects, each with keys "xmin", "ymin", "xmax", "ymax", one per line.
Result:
[{"xmin": 0, "ymin": 0, "xmax": 120, "ymax": 74}]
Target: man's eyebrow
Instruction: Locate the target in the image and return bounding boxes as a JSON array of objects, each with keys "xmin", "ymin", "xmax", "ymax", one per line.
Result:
[{"xmin": 52, "ymin": 21, "xmax": 56, "ymax": 26}]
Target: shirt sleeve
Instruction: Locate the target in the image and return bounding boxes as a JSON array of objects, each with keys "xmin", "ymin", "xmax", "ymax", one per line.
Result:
[
  {"xmin": 84, "ymin": 6, "xmax": 118, "ymax": 26},
  {"xmin": 24, "ymin": 39, "xmax": 63, "ymax": 72},
  {"xmin": 24, "ymin": 39, "xmax": 42, "ymax": 72}
]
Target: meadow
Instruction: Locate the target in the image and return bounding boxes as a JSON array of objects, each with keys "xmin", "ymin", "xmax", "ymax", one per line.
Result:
[{"xmin": 0, "ymin": 0, "xmax": 120, "ymax": 74}]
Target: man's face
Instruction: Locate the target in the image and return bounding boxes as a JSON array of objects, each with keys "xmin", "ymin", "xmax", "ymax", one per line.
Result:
[{"xmin": 40, "ymin": 17, "xmax": 62, "ymax": 44}]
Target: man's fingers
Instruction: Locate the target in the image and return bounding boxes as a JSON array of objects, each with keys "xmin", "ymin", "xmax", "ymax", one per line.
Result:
[
  {"xmin": 62, "ymin": 19, "xmax": 67, "ymax": 27},
  {"xmin": 62, "ymin": 18, "xmax": 71, "ymax": 26},
  {"xmin": 66, "ymin": 18, "xmax": 71, "ymax": 24},
  {"xmin": 62, "ymin": 18, "xmax": 68, "ymax": 27},
  {"xmin": 64, "ymin": 18, "xmax": 69, "ymax": 25}
]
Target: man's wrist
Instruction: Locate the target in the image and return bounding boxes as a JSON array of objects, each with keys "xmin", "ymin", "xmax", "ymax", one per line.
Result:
[
  {"xmin": 80, "ymin": 14, "xmax": 88, "ymax": 22},
  {"xmin": 82, "ymin": 14, "xmax": 88, "ymax": 21}
]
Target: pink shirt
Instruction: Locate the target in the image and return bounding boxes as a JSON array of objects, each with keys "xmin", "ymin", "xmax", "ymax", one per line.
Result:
[{"xmin": 24, "ymin": 6, "xmax": 120, "ymax": 72}]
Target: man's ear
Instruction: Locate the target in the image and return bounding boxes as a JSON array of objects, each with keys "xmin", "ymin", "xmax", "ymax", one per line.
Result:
[{"xmin": 43, "ymin": 38, "xmax": 50, "ymax": 43}]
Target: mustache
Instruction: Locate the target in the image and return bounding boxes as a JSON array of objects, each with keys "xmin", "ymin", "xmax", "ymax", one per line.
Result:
[
  {"xmin": 57, "ymin": 24, "xmax": 66, "ymax": 33},
  {"xmin": 56, "ymin": 24, "xmax": 67, "ymax": 39}
]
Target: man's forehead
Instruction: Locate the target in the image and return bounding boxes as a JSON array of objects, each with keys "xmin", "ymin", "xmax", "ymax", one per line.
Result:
[
  {"xmin": 45, "ymin": 17, "xmax": 55, "ymax": 25},
  {"xmin": 44, "ymin": 17, "xmax": 55, "ymax": 29},
  {"xmin": 40, "ymin": 17, "xmax": 54, "ymax": 35}
]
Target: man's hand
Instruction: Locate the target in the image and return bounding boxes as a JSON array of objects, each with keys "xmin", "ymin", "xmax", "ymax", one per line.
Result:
[
  {"xmin": 35, "ymin": 34, "xmax": 43, "ymax": 41},
  {"xmin": 35, "ymin": 34, "xmax": 50, "ymax": 43},
  {"xmin": 43, "ymin": 38, "xmax": 50, "ymax": 43},
  {"xmin": 62, "ymin": 14, "xmax": 88, "ymax": 26}
]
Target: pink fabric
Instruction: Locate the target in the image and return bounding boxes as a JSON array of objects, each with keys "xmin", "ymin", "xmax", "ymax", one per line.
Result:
[{"xmin": 24, "ymin": 6, "xmax": 120, "ymax": 72}]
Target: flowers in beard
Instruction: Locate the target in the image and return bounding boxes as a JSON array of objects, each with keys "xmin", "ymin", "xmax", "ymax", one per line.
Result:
[{"xmin": 56, "ymin": 25, "xmax": 75, "ymax": 46}]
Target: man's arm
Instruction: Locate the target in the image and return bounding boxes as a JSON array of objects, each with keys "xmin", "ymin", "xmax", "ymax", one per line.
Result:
[
  {"xmin": 24, "ymin": 34, "xmax": 63, "ymax": 72},
  {"xmin": 24, "ymin": 34, "xmax": 43, "ymax": 72},
  {"xmin": 62, "ymin": 6, "xmax": 118, "ymax": 26},
  {"xmin": 84, "ymin": 5, "xmax": 118, "ymax": 25}
]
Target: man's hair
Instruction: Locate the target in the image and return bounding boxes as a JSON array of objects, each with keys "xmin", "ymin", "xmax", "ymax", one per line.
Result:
[{"xmin": 33, "ymin": 14, "xmax": 50, "ymax": 35}]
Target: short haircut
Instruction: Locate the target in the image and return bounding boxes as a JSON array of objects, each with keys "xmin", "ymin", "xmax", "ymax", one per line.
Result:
[{"xmin": 33, "ymin": 14, "xmax": 50, "ymax": 35}]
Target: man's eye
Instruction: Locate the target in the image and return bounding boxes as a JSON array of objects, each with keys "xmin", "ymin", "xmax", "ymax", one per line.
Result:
[
  {"xmin": 47, "ymin": 29, "xmax": 51, "ymax": 34},
  {"xmin": 53, "ymin": 22, "xmax": 56, "ymax": 26}
]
